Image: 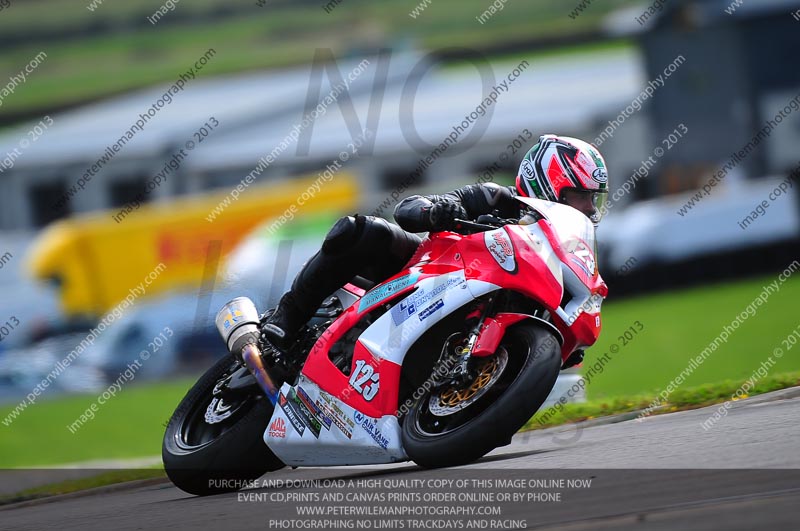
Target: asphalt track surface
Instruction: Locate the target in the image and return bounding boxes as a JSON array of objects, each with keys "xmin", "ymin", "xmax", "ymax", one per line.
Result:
[{"xmin": 2, "ymin": 390, "xmax": 799, "ymax": 531}]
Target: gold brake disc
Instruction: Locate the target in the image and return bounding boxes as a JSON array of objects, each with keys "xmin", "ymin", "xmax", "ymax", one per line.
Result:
[
  {"xmin": 428, "ymin": 347, "xmax": 509, "ymax": 417},
  {"xmin": 438, "ymin": 356, "xmax": 499, "ymax": 406}
]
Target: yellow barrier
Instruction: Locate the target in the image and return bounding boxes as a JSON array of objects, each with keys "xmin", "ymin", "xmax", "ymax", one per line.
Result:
[{"xmin": 25, "ymin": 174, "xmax": 358, "ymax": 318}]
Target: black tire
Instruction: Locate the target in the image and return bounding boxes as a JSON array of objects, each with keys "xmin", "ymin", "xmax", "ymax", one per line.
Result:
[
  {"xmin": 401, "ymin": 323, "xmax": 561, "ymax": 468},
  {"xmin": 162, "ymin": 354, "xmax": 284, "ymax": 496}
]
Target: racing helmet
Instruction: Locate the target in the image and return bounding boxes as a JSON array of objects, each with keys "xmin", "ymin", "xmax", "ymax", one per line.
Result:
[{"xmin": 516, "ymin": 134, "xmax": 609, "ymax": 225}]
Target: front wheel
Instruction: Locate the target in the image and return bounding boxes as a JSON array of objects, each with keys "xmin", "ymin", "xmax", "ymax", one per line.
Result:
[
  {"xmin": 401, "ymin": 324, "xmax": 561, "ymax": 468},
  {"xmin": 162, "ymin": 354, "xmax": 284, "ymax": 496}
]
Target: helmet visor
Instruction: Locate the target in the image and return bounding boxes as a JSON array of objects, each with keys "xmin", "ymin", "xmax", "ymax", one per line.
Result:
[
  {"xmin": 560, "ymin": 188, "xmax": 608, "ymax": 226},
  {"xmin": 590, "ymin": 191, "xmax": 608, "ymax": 225}
]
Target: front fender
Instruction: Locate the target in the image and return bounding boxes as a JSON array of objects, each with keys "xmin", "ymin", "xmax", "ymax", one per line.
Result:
[{"xmin": 472, "ymin": 312, "xmax": 563, "ymax": 358}]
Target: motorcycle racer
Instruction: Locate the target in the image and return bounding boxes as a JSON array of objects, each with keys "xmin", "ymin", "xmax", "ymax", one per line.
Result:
[{"xmin": 260, "ymin": 134, "xmax": 609, "ymax": 361}]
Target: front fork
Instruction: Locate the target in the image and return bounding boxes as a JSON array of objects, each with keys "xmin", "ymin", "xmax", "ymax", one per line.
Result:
[{"xmin": 445, "ymin": 295, "xmax": 497, "ymax": 385}]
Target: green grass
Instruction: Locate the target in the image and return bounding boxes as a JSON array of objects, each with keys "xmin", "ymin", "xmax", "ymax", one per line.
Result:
[
  {"xmin": 0, "ymin": 0, "xmax": 641, "ymax": 118},
  {"xmin": 1, "ymin": 273, "xmax": 798, "ymax": 468},
  {"xmin": 584, "ymin": 273, "xmax": 800, "ymax": 398},
  {"xmin": 0, "ymin": 378, "xmax": 194, "ymax": 468},
  {"xmin": 526, "ymin": 371, "xmax": 800, "ymax": 430}
]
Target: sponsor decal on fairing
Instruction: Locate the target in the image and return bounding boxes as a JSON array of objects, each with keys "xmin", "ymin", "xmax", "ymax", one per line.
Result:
[
  {"xmin": 297, "ymin": 386, "xmax": 332, "ymax": 430},
  {"xmin": 565, "ymin": 240, "xmax": 596, "ymax": 276},
  {"xmin": 268, "ymin": 417, "xmax": 286, "ymax": 438},
  {"xmin": 278, "ymin": 392, "xmax": 306, "ymax": 436},
  {"xmin": 288, "ymin": 387, "xmax": 322, "ymax": 438},
  {"xmin": 358, "ymin": 272, "xmax": 420, "ymax": 311},
  {"xmin": 418, "ymin": 299, "xmax": 444, "ymax": 321},
  {"xmin": 316, "ymin": 394, "xmax": 354, "ymax": 439},
  {"xmin": 390, "ymin": 298, "xmax": 417, "ymax": 326},
  {"xmin": 484, "ymin": 229, "xmax": 517, "ymax": 273},
  {"xmin": 390, "ymin": 276, "xmax": 465, "ymax": 327},
  {"xmin": 265, "ymin": 380, "xmax": 407, "ymax": 466},
  {"xmin": 353, "ymin": 411, "xmax": 390, "ymax": 450}
]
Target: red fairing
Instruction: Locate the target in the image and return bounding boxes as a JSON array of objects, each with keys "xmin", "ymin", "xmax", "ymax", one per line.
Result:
[
  {"xmin": 301, "ymin": 301, "xmax": 386, "ymax": 417},
  {"xmin": 301, "ymin": 252, "xmax": 463, "ymax": 417},
  {"xmin": 300, "ymin": 276, "xmax": 408, "ymax": 417},
  {"xmin": 562, "ymin": 310, "xmax": 603, "ymax": 359},
  {"xmin": 534, "ymin": 218, "xmax": 607, "ymax": 359},
  {"xmin": 300, "ymin": 213, "xmax": 606, "ymax": 415},
  {"xmin": 342, "ymin": 282, "xmax": 366, "ymax": 297},
  {"xmin": 457, "ymin": 220, "xmax": 605, "ymax": 362},
  {"xmin": 457, "ymin": 226, "xmax": 564, "ymax": 310}
]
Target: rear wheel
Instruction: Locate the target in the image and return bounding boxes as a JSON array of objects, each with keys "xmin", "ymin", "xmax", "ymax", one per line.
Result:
[
  {"xmin": 401, "ymin": 324, "xmax": 560, "ymax": 468},
  {"xmin": 162, "ymin": 354, "xmax": 284, "ymax": 496}
]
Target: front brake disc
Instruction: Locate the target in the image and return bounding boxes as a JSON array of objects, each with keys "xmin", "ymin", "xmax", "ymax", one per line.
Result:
[{"xmin": 427, "ymin": 347, "xmax": 508, "ymax": 417}]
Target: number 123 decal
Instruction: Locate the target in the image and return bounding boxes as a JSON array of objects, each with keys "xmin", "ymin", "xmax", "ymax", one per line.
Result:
[{"xmin": 349, "ymin": 359, "xmax": 380, "ymax": 401}]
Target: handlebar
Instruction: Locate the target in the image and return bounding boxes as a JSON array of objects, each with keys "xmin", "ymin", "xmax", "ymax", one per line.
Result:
[{"xmin": 449, "ymin": 215, "xmax": 515, "ymax": 234}]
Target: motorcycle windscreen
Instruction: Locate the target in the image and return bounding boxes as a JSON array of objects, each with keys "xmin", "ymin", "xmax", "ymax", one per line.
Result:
[{"xmin": 516, "ymin": 197, "xmax": 599, "ymax": 282}]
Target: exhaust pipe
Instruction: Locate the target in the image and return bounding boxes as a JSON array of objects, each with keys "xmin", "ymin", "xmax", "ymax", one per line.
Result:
[
  {"xmin": 215, "ymin": 297, "xmax": 278, "ymax": 404},
  {"xmin": 215, "ymin": 297, "xmax": 261, "ymax": 353},
  {"xmin": 240, "ymin": 343, "xmax": 278, "ymax": 405}
]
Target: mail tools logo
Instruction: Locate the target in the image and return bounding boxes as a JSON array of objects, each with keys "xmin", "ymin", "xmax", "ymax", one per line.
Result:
[{"xmin": 268, "ymin": 417, "xmax": 286, "ymax": 438}]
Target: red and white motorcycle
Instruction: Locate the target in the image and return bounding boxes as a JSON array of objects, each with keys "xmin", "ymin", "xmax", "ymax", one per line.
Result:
[{"xmin": 163, "ymin": 197, "xmax": 607, "ymax": 495}]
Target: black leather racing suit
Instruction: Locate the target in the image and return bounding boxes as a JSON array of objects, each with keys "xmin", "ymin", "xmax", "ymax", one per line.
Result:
[
  {"xmin": 393, "ymin": 182, "xmax": 520, "ymax": 232},
  {"xmin": 273, "ymin": 183, "xmax": 522, "ymax": 332}
]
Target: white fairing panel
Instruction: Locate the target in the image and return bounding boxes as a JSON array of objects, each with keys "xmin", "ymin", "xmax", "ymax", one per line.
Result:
[
  {"xmin": 517, "ymin": 222, "xmax": 564, "ymax": 288},
  {"xmin": 265, "ymin": 376, "xmax": 407, "ymax": 466},
  {"xmin": 516, "ymin": 197, "xmax": 597, "ymax": 253},
  {"xmin": 264, "ymin": 273, "xmax": 499, "ymax": 466},
  {"xmin": 358, "ymin": 272, "xmax": 497, "ymax": 366}
]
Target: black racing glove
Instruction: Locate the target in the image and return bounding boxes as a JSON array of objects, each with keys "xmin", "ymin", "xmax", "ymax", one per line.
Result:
[{"xmin": 427, "ymin": 200, "xmax": 468, "ymax": 232}]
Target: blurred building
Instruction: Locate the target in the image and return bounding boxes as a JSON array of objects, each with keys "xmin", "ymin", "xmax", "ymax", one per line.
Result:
[
  {"xmin": 610, "ymin": 0, "xmax": 800, "ymax": 196},
  {"xmin": 0, "ymin": 50, "xmax": 647, "ymax": 231}
]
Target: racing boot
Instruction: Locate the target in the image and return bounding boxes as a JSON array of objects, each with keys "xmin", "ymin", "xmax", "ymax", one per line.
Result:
[
  {"xmin": 260, "ymin": 248, "xmax": 355, "ymax": 356},
  {"xmin": 260, "ymin": 291, "xmax": 310, "ymax": 353}
]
